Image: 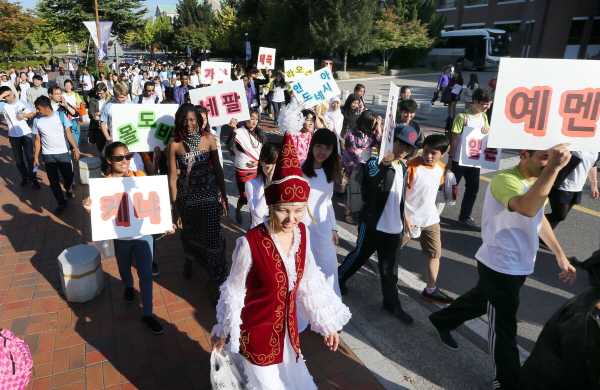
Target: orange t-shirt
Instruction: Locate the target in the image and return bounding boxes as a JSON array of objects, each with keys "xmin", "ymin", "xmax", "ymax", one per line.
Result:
[{"xmin": 106, "ymin": 170, "xmax": 146, "ymax": 178}]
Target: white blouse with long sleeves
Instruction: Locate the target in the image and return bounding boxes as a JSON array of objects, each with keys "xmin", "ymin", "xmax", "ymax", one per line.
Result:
[{"xmin": 213, "ymin": 223, "xmax": 351, "ymax": 390}]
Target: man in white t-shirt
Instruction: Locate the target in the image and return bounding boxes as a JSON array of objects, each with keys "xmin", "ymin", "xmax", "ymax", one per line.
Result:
[
  {"xmin": 430, "ymin": 145, "xmax": 577, "ymax": 390},
  {"xmin": 78, "ymin": 68, "xmax": 95, "ymax": 107},
  {"xmin": 0, "ymin": 72, "xmax": 18, "ymax": 97},
  {"xmin": 137, "ymin": 81, "xmax": 158, "ymax": 104},
  {"xmin": 0, "ymin": 86, "xmax": 39, "ymax": 188},
  {"xmin": 32, "ymin": 96, "xmax": 80, "ymax": 215}
]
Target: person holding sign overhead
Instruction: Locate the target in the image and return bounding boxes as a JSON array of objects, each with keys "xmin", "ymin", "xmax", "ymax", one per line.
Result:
[{"xmin": 168, "ymin": 104, "xmax": 228, "ymax": 304}]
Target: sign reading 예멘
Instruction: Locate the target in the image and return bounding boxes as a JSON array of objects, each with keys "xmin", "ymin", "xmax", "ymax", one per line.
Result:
[
  {"xmin": 257, "ymin": 47, "xmax": 276, "ymax": 69},
  {"xmin": 290, "ymin": 68, "xmax": 341, "ymax": 106},
  {"xmin": 200, "ymin": 61, "xmax": 231, "ymax": 84},
  {"xmin": 284, "ymin": 60, "xmax": 314, "ymax": 81},
  {"xmin": 379, "ymin": 82, "xmax": 400, "ymax": 163},
  {"xmin": 111, "ymin": 104, "xmax": 179, "ymax": 152},
  {"xmin": 458, "ymin": 126, "xmax": 502, "ymax": 170},
  {"xmin": 188, "ymin": 79, "xmax": 250, "ymax": 126},
  {"xmin": 488, "ymin": 58, "xmax": 600, "ymax": 151},
  {"xmin": 89, "ymin": 176, "xmax": 173, "ymax": 241}
]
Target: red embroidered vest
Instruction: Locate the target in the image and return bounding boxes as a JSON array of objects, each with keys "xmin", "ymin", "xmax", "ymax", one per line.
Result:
[{"xmin": 239, "ymin": 223, "xmax": 307, "ymax": 366}]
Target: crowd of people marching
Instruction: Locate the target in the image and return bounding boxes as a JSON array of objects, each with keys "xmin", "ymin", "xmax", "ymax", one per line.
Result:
[{"xmin": 1, "ymin": 56, "xmax": 599, "ymax": 390}]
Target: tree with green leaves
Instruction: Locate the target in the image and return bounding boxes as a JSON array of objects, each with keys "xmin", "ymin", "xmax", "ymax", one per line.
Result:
[
  {"xmin": 34, "ymin": 0, "xmax": 146, "ymax": 42},
  {"xmin": 373, "ymin": 7, "xmax": 433, "ymax": 70},
  {"xmin": 259, "ymin": 0, "xmax": 313, "ymax": 60},
  {"xmin": 153, "ymin": 15, "xmax": 174, "ymax": 52},
  {"xmin": 213, "ymin": 5, "xmax": 246, "ymax": 61},
  {"xmin": 175, "ymin": 0, "xmax": 216, "ymax": 30},
  {"xmin": 29, "ymin": 22, "xmax": 67, "ymax": 55},
  {"xmin": 0, "ymin": 0, "xmax": 40, "ymax": 63},
  {"xmin": 174, "ymin": 25, "xmax": 211, "ymax": 56}
]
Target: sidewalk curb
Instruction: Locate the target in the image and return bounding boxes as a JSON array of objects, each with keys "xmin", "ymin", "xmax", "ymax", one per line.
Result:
[{"xmin": 339, "ymin": 322, "xmax": 417, "ymax": 390}]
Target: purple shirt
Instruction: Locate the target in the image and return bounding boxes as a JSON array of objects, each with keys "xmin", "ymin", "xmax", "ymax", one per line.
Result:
[
  {"xmin": 437, "ymin": 73, "xmax": 451, "ymax": 88},
  {"xmin": 173, "ymin": 85, "xmax": 194, "ymax": 105}
]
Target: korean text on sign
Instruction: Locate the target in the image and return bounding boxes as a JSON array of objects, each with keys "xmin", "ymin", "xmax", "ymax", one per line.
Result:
[
  {"xmin": 487, "ymin": 58, "xmax": 600, "ymax": 151},
  {"xmin": 458, "ymin": 126, "xmax": 502, "ymax": 170},
  {"xmin": 284, "ymin": 60, "xmax": 315, "ymax": 81},
  {"xmin": 89, "ymin": 176, "xmax": 173, "ymax": 241},
  {"xmin": 291, "ymin": 68, "xmax": 341, "ymax": 106},
  {"xmin": 188, "ymin": 79, "xmax": 250, "ymax": 127},
  {"xmin": 257, "ymin": 47, "xmax": 276, "ymax": 70},
  {"xmin": 111, "ymin": 105, "xmax": 178, "ymax": 152},
  {"xmin": 200, "ymin": 62, "xmax": 231, "ymax": 84}
]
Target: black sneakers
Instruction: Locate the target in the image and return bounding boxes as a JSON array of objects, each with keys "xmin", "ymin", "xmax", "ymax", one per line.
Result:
[
  {"xmin": 54, "ymin": 202, "xmax": 68, "ymax": 215},
  {"xmin": 429, "ymin": 315, "xmax": 459, "ymax": 350},
  {"xmin": 152, "ymin": 262, "xmax": 160, "ymax": 277},
  {"xmin": 421, "ymin": 288, "xmax": 455, "ymax": 305},
  {"xmin": 20, "ymin": 177, "xmax": 29, "ymax": 187},
  {"xmin": 31, "ymin": 179, "xmax": 40, "ymax": 189},
  {"xmin": 65, "ymin": 189, "xmax": 75, "ymax": 199},
  {"xmin": 142, "ymin": 315, "xmax": 163, "ymax": 334},
  {"xmin": 124, "ymin": 287, "xmax": 135, "ymax": 303},
  {"xmin": 382, "ymin": 303, "xmax": 414, "ymax": 324}
]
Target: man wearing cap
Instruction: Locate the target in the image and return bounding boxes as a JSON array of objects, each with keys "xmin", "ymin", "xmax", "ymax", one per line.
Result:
[{"xmin": 338, "ymin": 125, "xmax": 418, "ymax": 324}]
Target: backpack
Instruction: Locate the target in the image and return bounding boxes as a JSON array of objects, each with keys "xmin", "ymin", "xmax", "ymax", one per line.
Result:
[
  {"xmin": 58, "ymin": 109, "xmax": 80, "ymax": 150},
  {"xmin": 346, "ymin": 163, "xmax": 367, "ymax": 214},
  {"xmin": 138, "ymin": 95, "xmax": 159, "ymax": 104},
  {"xmin": 0, "ymin": 328, "xmax": 33, "ymax": 390}
]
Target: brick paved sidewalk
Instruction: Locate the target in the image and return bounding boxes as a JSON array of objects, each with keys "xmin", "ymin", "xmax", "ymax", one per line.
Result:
[{"xmin": 0, "ymin": 121, "xmax": 384, "ymax": 389}]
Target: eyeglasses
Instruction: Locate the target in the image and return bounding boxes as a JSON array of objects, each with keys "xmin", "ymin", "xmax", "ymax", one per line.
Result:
[
  {"xmin": 145, "ymin": 89, "xmax": 154, "ymax": 92},
  {"xmin": 111, "ymin": 154, "xmax": 133, "ymax": 162}
]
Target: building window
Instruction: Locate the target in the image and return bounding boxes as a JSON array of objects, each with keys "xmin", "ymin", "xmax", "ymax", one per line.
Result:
[
  {"xmin": 494, "ymin": 22, "xmax": 521, "ymax": 33},
  {"xmin": 568, "ymin": 19, "xmax": 586, "ymax": 44},
  {"xmin": 462, "ymin": 24, "xmax": 485, "ymax": 30},
  {"xmin": 589, "ymin": 19, "xmax": 600, "ymax": 45},
  {"xmin": 444, "ymin": 25, "xmax": 455, "ymax": 31},
  {"xmin": 438, "ymin": 0, "xmax": 456, "ymax": 9},
  {"xmin": 466, "ymin": 0, "xmax": 487, "ymax": 5},
  {"xmin": 497, "ymin": 0, "xmax": 524, "ymax": 2}
]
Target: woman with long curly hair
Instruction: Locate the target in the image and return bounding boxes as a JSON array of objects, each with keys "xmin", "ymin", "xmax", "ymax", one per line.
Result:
[{"xmin": 168, "ymin": 103, "xmax": 228, "ymax": 303}]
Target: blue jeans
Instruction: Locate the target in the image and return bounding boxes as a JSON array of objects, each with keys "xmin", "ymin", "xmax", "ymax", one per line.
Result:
[
  {"xmin": 42, "ymin": 153, "xmax": 74, "ymax": 206},
  {"xmin": 113, "ymin": 235, "xmax": 154, "ymax": 316},
  {"xmin": 9, "ymin": 135, "xmax": 35, "ymax": 180},
  {"xmin": 272, "ymin": 101, "xmax": 283, "ymax": 122},
  {"xmin": 450, "ymin": 160, "xmax": 480, "ymax": 221}
]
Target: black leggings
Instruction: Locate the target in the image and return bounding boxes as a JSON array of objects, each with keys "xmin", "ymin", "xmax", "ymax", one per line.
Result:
[{"xmin": 545, "ymin": 199, "xmax": 574, "ymax": 229}]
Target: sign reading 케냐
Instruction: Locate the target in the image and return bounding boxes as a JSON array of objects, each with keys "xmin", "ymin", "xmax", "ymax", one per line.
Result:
[
  {"xmin": 379, "ymin": 82, "xmax": 400, "ymax": 163},
  {"xmin": 488, "ymin": 58, "xmax": 600, "ymax": 151},
  {"xmin": 111, "ymin": 104, "xmax": 179, "ymax": 152},
  {"xmin": 290, "ymin": 68, "xmax": 341, "ymax": 106},
  {"xmin": 458, "ymin": 126, "xmax": 502, "ymax": 170},
  {"xmin": 284, "ymin": 60, "xmax": 315, "ymax": 81},
  {"xmin": 89, "ymin": 176, "xmax": 173, "ymax": 241},
  {"xmin": 188, "ymin": 79, "xmax": 250, "ymax": 126},
  {"xmin": 257, "ymin": 47, "xmax": 276, "ymax": 69},
  {"xmin": 200, "ymin": 61, "xmax": 232, "ymax": 84}
]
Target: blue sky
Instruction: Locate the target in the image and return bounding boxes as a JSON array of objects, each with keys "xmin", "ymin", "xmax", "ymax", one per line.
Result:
[{"xmin": 19, "ymin": 0, "xmax": 176, "ymax": 17}]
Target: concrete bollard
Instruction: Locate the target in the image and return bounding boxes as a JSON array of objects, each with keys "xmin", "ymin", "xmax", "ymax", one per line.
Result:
[
  {"xmin": 420, "ymin": 101, "xmax": 432, "ymax": 115},
  {"xmin": 79, "ymin": 127, "xmax": 88, "ymax": 143},
  {"xmin": 58, "ymin": 244, "xmax": 104, "ymax": 303},
  {"xmin": 341, "ymin": 90, "xmax": 349, "ymax": 102},
  {"xmin": 373, "ymin": 94, "xmax": 382, "ymax": 105},
  {"xmin": 79, "ymin": 157, "xmax": 102, "ymax": 185}
]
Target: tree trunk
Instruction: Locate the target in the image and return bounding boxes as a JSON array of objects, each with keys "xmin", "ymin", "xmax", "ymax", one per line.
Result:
[{"xmin": 343, "ymin": 49, "xmax": 348, "ymax": 72}]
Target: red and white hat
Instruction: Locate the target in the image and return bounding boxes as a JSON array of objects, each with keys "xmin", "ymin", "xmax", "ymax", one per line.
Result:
[{"xmin": 264, "ymin": 132, "xmax": 310, "ymax": 206}]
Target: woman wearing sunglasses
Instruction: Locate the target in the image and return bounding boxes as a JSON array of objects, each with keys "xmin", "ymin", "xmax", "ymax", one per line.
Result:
[{"xmin": 82, "ymin": 141, "xmax": 175, "ymax": 335}]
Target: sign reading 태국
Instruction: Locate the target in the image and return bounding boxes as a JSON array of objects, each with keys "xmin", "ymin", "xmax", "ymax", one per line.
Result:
[
  {"xmin": 257, "ymin": 47, "xmax": 276, "ymax": 69},
  {"xmin": 111, "ymin": 104, "xmax": 179, "ymax": 152},
  {"xmin": 290, "ymin": 68, "xmax": 341, "ymax": 106},
  {"xmin": 284, "ymin": 60, "xmax": 315, "ymax": 81},
  {"xmin": 89, "ymin": 176, "xmax": 173, "ymax": 241},
  {"xmin": 458, "ymin": 126, "xmax": 502, "ymax": 170},
  {"xmin": 379, "ymin": 82, "xmax": 400, "ymax": 163},
  {"xmin": 200, "ymin": 61, "xmax": 232, "ymax": 84},
  {"xmin": 488, "ymin": 58, "xmax": 600, "ymax": 151},
  {"xmin": 188, "ymin": 80, "xmax": 250, "ymax": 127}
]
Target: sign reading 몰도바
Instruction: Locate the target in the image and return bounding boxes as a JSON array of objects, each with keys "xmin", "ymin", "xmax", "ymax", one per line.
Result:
[
  {"xmin": 290, "ymin": 68, "xmax": 341, "ymax": 106},
  {"xmin": 488, "ymin": 58, "xmax": 600, "ymax": 151},
  {"xmin": 284, "ymin": 60, "xmax": 315, "ymax": 81},
  {"xmin": 188, "ymin": 79, "xmax": 250, "ymax": 127},
  {"xmin": 379, "ymin": 82, "xmax": 400, "ymax": 163},
  {"xmin": 200, "ymin": 61, "xmax": 232, "ymax": 84},
  {"xmin": 111, "ymin": 104, "xmax": 179, "ymax": 152},
  {"xmin": 257, "ymin": 47, "xmax": 276, "ymax": 70},
  {"xmin": 458, "ymin": 126, "xmax": 502, "ymax": 170},
  {"xmin": 89, "ymin": 176, "xmax": 173, "ymax": 241}
]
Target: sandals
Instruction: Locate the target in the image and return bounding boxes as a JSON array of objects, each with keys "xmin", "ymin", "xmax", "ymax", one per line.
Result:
[{"xmin": 345, "ymin": 214, "xmax": 355, "ymax": 225}]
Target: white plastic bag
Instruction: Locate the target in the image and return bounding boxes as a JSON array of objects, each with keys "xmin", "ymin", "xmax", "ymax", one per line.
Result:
[
  {"xmin": 443, "ymin": 170, "xmax": 458, "ymax": 206},
  {"xmin": 94, "ymin": 240, "xmax": 115, "ymax": 259},
  {"xmin": 210, "ymin": 349, "xmax": 246, "ymax": 390}
]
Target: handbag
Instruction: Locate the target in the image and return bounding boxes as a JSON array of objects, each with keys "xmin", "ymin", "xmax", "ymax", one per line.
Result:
[
  {"xmin": 94, "ymin": 239, "xmax": 115, "ymax": 258},
  {"xmin": 78, "ymin": 104, "xmax": 87, "ymax": 116},
  {"xmin": 210, "ymin": 349, "xmax": 246, "ymax": 390},
  {"xmin": 432, "ymin": 90, "xmax": 440, "ymax": 103}
]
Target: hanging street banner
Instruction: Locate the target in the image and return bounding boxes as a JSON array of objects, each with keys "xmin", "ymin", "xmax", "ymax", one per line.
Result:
[
  {"xmin": 488, "ymin": 58, "xmax": 600, "ymax": 151},
  {"xmin": 379, "ymin": 82, "xmax": 400, "ymax": 163},
  {"xmin": 188, "ymin": 79, "xmax": 250, "ymax": 126},
  {"xmin": 83, "ymin": 21, "xmax": 112, "ymax": 61},
  {"xmin": 89, "ymin": 176, "xmax": 173, "ymax": 241},
  {"xmin": 111, "ymin": 104, "xmax": 179, "ymax": 152}
]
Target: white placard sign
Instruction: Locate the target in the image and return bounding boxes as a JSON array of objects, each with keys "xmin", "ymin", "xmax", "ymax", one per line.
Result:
[
  {"xmin": 290, "ymin": 68, "xmax": 341, "ymax": 106},
  {"xmin": 488, "ymin": 58, "xmax": 600, "ymax": 151},
  {"xmin": 188, "ymin": 79, "xmax": 250, "ymax": 126},
  {"xmin": 379, "ymin": 82, "xmax": 400, "ymax": 163},
  {"xmin": 89, "ymin": 176, "xmax": 173, "ymax": 241},
  {"xmin": 111, "ymin": 104, "xmax": 179, "ymax": 152},
  {"xmin": 284, "ymin": 60, "xmax": 314, "ymax": 81},
  {"xmin": 200, "ymin": 61, "xmax": 232, "ymax": 84},
  {"xmin": 257, "ymin": 47, "xmax": 276, "ymax": 69},
  {"xmin": 458, "ymin": 126, "xmax": 502, "ymax": 170}
]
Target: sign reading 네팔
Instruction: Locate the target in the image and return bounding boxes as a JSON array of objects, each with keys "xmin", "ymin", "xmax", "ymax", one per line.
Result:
[{"xmin": 188, "ymin": 79, "xmax": 250, "ymax": 127}]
